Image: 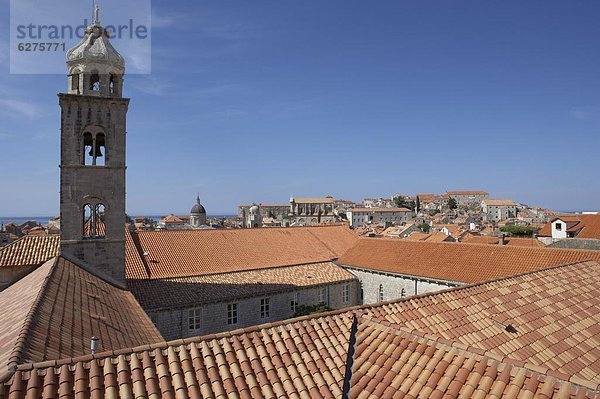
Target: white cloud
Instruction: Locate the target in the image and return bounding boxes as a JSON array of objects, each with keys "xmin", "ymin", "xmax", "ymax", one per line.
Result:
[{"xmin": 0, "ymin": 99, "xmax": 42, "ymax": 119}]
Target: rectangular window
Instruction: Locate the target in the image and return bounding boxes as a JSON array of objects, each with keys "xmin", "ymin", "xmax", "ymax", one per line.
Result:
[
  {"xmin": 290, "ymin": 293, "xmax": 298, "ymax": 313},
  {"xmin": 319, "ymin": 287, "xmax": 328, "ymax": 304},
  {"xmin": 343, "ymin": 283, "xmax": 350, "ymax": 303},
  {"xmin": 188, "ymin": 308, "xmax": 201, "ymax": 331},
  {"xmin": 260, "ymin": 297, "xmax": 270, "ymax": 318},
  {"xmin": 227, "ymin": 303, "xmax": 238, "ymax": 325},
  {"xmin": 555, "ymin": 223, "xmax": 562, "ymax": 231},
  {"xmin": 70, "ymin": 74, "xmax": 79, "ymax": 91}
]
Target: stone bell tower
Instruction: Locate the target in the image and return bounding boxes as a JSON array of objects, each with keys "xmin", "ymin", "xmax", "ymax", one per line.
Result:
[{"xmin": 58, "ymin": 6, "xmax": 128, "ymax": 285}]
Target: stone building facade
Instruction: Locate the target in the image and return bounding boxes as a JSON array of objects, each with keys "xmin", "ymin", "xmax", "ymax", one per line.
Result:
[
  {"xmin": 146, "ymin": 280, "xmax": 358, "ymax": 339},
  {"xmin": 482, "ymin": 199, "xmax": 518, "ymax": 223},
  {"xmin": 342, "ymin": 266, "xmax": 459, "ymax": 305},
  {"xmin": 346, "ymin": 207, "xmax": 413, "ymax": 228},
  {"xmin": 239, "ymin": 204, "xmax": 290, "ymax": 227},
  {"xmin": 289, "ymin": 197, "xmax": 336, "ymax": 225},
  {"xmin": 446, "ymin": 190, "xmax": 489, "ymax": 206}
]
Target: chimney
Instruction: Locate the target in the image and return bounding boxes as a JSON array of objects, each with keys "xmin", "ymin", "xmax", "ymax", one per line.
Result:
[{"xmin": 499, "ymin": 234, "xmax": 506, "ymax": 246}]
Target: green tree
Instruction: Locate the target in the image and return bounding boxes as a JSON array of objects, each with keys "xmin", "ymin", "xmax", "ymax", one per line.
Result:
[
  {"xmin": 500, "ymin": 225, "xmax": 534, "ymax": 237},
  {"xmin": 415, "ymin": 196, "xmax": 421, "ymax": 213},
  {"xmin": 318, "ymin": 208, "xmax": 323, "ymax": 223},
  {"xmin": 418, "ymin": 222, "xmax": 431, "ymax": 233},
  {"xmin": 293, "ymin": 303, "xmax": 332, "ymax": 317},
  {"xmin": 394, "ymin": 195, "xmax": 407, "ymax": 208},
  {"xmin": 448, "ymin": 197, "xmax": 458, "ymax": 210}
]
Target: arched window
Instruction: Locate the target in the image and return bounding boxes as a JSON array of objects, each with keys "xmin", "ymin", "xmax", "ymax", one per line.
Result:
[
  {"xmin": 109, "ymin": 75, "xmax": 116, "ymax": 94},
  {"xmin": 95, "ymin": 133, "xmax": 106, "ymax": 166},
  {"xmin": 83, "ymin": 202, "xmax": 106, "ymax": 239},
  {"xmin": 70, "ymin": 74, "xmax": 80, "ymax": 92},
  {"xmin": 83, "ymin": 132, "xmax": 94, "ymax": 165},
  {"xmin": 89, "ymin": 73, "xmax": 101, "ymax": 91},
  {"xmin": 82, "ymin": 130, "xmax": 106, "ymax": 166},
  {"xmin": 378, "ymin": 284, "xmax": 384, "ymax": 302}
]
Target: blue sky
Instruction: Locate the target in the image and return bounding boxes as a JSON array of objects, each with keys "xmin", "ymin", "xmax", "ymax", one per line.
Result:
[{"xmin": 0, "ymin": 0, "xmax": 599, "ymax": 216}]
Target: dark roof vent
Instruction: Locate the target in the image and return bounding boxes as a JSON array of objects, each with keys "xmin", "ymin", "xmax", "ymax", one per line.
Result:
[{"xmin": 504, "ymin": 324, "xmax": 518, "ymax": 334}]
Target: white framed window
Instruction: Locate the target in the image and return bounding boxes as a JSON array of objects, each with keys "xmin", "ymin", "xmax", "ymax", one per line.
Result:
[
  {"xmin": 290, "ymin": 293, "xmax": 298, "ymax": 313},
  {"xmin": 359, "ymin": 282, "xmax": 364, "ymax": 303},
  {"xmin": 342, "ymin": 283, "xmax": 350, "ymax": 303},
  {"xmin": 188, "ymin": 308, "xmax": 201, "ymax": 331},
  {"xmin": 260, "ymin": 297, "xmax": 270, "ymax": 318},
  {"xmin": 319, "ymin": 287, "xmax": 328, "ymax": 304},
  {"xmin": 227, "ymin": 303, "xmax": 238, "ymax": 325}
]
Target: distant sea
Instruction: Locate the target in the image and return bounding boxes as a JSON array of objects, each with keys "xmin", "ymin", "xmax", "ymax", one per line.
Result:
[{"xmin": 0, "ymin": 215, "xmax": 237, "ymax": 226}]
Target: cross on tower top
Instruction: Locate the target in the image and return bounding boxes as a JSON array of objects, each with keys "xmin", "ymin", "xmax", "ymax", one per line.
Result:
[{"xmin": 94, "ymin": 4, "xmax": 100, "ymax": 25}]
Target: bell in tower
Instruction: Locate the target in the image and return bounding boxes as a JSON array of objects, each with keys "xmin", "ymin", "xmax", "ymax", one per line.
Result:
[{"xmin": 58, "ymin": 6, "xmax": 129, "ymax": 286}]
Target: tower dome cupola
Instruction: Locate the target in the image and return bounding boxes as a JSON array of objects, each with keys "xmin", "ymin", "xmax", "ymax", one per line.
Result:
[
  {"xmin": 190, "ymin": 195, "xmax": 206, "ymax": 215},
  {"xmin": 66, "ymin": 5, "xmax": 125, "ymax": 97}
]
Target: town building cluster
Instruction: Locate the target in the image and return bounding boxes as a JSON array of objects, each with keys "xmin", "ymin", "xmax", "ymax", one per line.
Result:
[{"xmin": 1, "ymin": 11, "xmax": 599, "ymax": 398}]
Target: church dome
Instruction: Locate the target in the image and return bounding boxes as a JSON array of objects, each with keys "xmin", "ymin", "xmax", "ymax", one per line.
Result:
[
  {"xmin": 190, "ymin": 195, "xmax": 206, "ymax": 215},
  {"xmin": 66, "ymin": 8, "xmax": 125, "ymax": 73}
]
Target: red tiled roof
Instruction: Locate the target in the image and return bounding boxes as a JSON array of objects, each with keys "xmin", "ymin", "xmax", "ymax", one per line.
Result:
[
  {"xmin": 348, "ymin": 207, "xmax": 412, "ymax": 212},
  {"xmin": 538, "ymin": 214, "xmax": 600, "ymax": 239},
  {"xmin": 129, "ymin": 261, "xmax": 356, "ymax": 310},
  {"xmin": 339, "ymin": 238, "xmax": 600, "ymax": 283},
  {"xmin": 446, "ymin": 190, "xmax": 488, "ymax": 195},
  {"xmin": 293, "ymin": 197, "xmax": 334, "ymax": 204},
  {"xmin": 2, "ymin": 260, "xmax": 599, "ymax": 396},
  {"xmin": 462, "ymin": 235, "xmax": 545, "ymax": 247},
  {"xmin": 483, "ymin": 199, "xmax": 518, "ymax": 206},
  {"xmin": 161, "ymin": 215, "xmax": 184, "ymax": 223},
  {"xmin": 126, "ymin": 225, "xmax": 358, "ymax": 279},
  {"xmin": 0, "ymin": 236, "xmax": 59, "ymax": 268},
  {"xmin": 351, "ymin": 315, "xmax": 598, "ymax": 398},
  {"xmin": 0, "ymin": 256, "xmax": 163, "ymax": 381}
]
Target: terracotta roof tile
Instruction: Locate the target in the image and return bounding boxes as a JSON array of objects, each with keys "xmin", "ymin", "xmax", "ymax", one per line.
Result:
[
  {"xmin": 462, "ymin": 235, "xmax": 545, "ymax": 247},
  {"xmin": 446, "ymin": 191, "xmax": 489, "ymax": 196},
  {"xmin": 0, "ymin": 236, "xmax": 59, "ymax": 268},
  {"xmin": 3, "ymin": 260, "xmax": 600, "ymax": 397},
  {"xmin": 349, "ymin": 207, "xmax": 412, "ymax": 212},
  {"xmin": 339, "ymin": 238, "xmax": 600, "ymax": 283},
  {"xmin": 0, "ymin": 256, "xmax": 163, "ymax": 381},
  {"xmin": 293, "ymin": 197, "xmax": 335, "ymax": 204},
  {"xmin": 128, "ymin": 261, "xmax": 356, "ymax": 310},
  {"xmin": 126, "ymin": 225, "xmax": 358, "ymax": 279},
  {"xmin": 483, "ymin": 199, "xmax": 519, "ymax": 206}
]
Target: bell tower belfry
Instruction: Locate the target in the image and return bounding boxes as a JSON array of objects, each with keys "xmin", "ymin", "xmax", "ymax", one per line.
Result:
[{"xmin": 58, "ymin": 7, "xmax": 128, "ymax": 285}]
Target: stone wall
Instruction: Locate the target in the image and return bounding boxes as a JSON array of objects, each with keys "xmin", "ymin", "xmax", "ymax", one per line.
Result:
[
  {"xmin": 547, "ymin": 238, "xmax": 600, "ymax": 250},
  {"xmin": 343, "ymin": 266, "xmax": 461, "ymax": 305},
  {"xmin": 0, "ymin": 266, "xmax": 36, "ymax": 291},
  {"xmin": 148, "ymin": 280, "xmax": 359, "ymax": 340}
]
